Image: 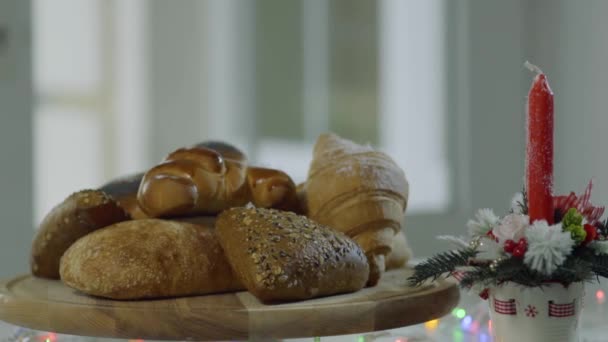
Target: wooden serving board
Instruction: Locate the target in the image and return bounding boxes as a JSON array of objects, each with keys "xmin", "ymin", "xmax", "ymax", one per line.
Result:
[{"xmin": 0, "ymin": 268, "xmax": 459, "ymax": 340}]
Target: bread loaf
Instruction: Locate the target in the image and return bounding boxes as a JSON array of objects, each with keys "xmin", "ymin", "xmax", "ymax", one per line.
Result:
[
  {"xmin": 31, "ymin": 190, "xmax": 129, "ymax": 279},
  {"xmin": 216, "ymin": 207, "xmax": 369, "ymax": 303},
  {"xmin": 137, "ymin": 142, "xmax": 299, "ymax": 217},
  {"xmin": 60, "ymin": 219, "xmax": 244, "ymax": 299}
]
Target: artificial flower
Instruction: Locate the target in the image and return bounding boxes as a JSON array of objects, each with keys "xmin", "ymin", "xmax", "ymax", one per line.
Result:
[
  {"xmin": 562, "ymin": 208, "xmax": 586, "ymax": 244},
  {"xmin": 589, "ymin": 240, "xmax": 608, "ymax": 255},
  {"xmin": 467, "ymin": 208, "xmax": 499, "ymax": 237},
  {"xmin": 475, "ymin": 236, "xmax": 503, "ymax": 261},
  {"xmin": 524, "ymin": 221, "xmax": 574, "ymax": 276},
  {"xmin": 492, "ymin": 213, "xmax": 529, "ymax": 244},
  {"xmin": 554, "ymin": 180, "xmax": 605, "ymax": 225},
  {"xmin": 583, "ymin": 224, "xmax": 598, "ymax": 244}
]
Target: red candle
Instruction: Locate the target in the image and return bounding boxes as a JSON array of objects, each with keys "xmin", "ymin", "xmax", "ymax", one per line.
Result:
[{"xmin": 526, "ymin": 63, "xmax": 554, "ymax": 224}]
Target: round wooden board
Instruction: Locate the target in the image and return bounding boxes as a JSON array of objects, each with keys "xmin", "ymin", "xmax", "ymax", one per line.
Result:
[{"xmin": 0, "ymin": 268, "xmax": 459, "ymax": 340}]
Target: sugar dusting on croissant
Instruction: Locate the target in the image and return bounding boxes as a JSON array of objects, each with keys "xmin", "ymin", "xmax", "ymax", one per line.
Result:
[{"xmin": 302, "ymin": 133, "xmax": 409, "ymax": 286}]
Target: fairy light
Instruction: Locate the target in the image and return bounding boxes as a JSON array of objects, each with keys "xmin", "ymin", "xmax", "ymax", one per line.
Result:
[
  {"xmin": 314, "ymin": 337, "xmax": 321, "ymax": 342},
  {"xmin": 357, "ymin": 336, "xmax": 365, "ymax": 342},
  {"xmin": 424, "ymin": 318, "xmax": 439, "ymax": 331},
  {"xmin": 596, "ymin": 290, "xmax": 605, "ymax": 304},
  {"xmin": 395, "ymin": 339, "xmax": 408, "ymax": 342},
  {"xmin": 41, "ymin": 332, "xmax": 57, "ymax": 342},
  {"xmin": 460, "ymin": 315, "xmax": 473, "ymax": 330},
  {"xmin": 488, "ymin": 319, "xmax": 493, "ymax": 334},
  {"xmin": 452, "ymin": 328, "xmax": 464, "ymax": 342},
  {"xmin": 470, "ymin": 320, "xmax": 480, "ymax": 334},
  {"xmin": 452, "ymin": 308, "xmax": 466, "ymax": 319},
  {"xmin": 479, "ymin": 332, "xmax": 490, "ymax": 342}
]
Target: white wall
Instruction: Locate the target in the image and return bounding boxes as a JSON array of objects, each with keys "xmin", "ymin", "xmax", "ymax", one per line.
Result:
[
  {"xmin": 0, "ymin": 0, "xmax": 33, "ymax": 278},
  {"xmin": 526, "ymin": 0, "xmax": 608, "ymax": 204}
]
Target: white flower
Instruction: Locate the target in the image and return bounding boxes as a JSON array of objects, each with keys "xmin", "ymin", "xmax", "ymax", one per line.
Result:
[
  {"xmin": 589, "ymin": 240, "xmax": 608, "ymax": 255},
  {"xmin": 510, "ymin": 192, "xmax": 525, "ymax": 214},
  {"xmin": 492, "ymin": 213, "xmax": 529, "ymax": 243},
  {"xmin": 467, "ymin": 208, "xmax": 500, "ymax": 237},
  {"xmin": 524, "ymin": 221, "xmax": 574, "ymax": 276},
  {"xmin": 475, "ymin": 237, "xmax": 503, "ymax": 261}
]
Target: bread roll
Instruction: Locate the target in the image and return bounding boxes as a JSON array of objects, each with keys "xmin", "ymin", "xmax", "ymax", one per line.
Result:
[
  {"xmin": 31, "ymin": 190, "xmax": 129, "ymax": 279},
  {"xmin": 60, "ymin": 219, "xmax": 244, "ymax": 299},
  {"xmin": 137, "ymin": 142, "xmax": 299, "ymax": 217},
  {"xmin": 98, "ymin": 172, "xmax": 148, "ymax": 219},
  {"xmin": 216, "ymin": 207, "xmax": 369, "ymax": 303}
]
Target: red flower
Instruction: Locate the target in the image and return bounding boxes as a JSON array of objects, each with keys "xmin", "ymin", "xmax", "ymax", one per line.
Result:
[
  {"xmin": 584, "ymin": 224, "xmax": 597, "ymax": 244},
  {"xmin": 553, "ymin": 180, "xmax": 605, "ymax": 225}
]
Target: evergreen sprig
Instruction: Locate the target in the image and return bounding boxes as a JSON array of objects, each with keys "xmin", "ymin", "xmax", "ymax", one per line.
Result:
[
  {"xmin": 408, "ymin": 248, "xmax": 477, "ymax": 287},
  {"xmin": 589, "ymin": 254, "xmax": 608, "ymax": 279},
  {"xmin": 518, "ymin": 188, "xmax": 529, "ymax": 215},
  {"xmin": 596, "ymin": 218, "xmax": 608, "ymax": 237}
]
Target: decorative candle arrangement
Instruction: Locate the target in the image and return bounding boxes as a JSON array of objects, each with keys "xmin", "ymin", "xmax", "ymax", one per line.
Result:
[{"xmin": 409, "ymin": 63, "xmax": 608, "ymax": 342}]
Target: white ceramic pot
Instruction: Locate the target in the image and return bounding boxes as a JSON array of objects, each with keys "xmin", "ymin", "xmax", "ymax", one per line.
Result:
[{"xmin": 488, "ymin": 282, "xmax": 584, "ymax": 342}]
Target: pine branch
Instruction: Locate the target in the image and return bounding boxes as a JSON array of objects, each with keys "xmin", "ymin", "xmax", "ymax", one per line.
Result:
[
  {"xmin": 590, "ymin": 254, "xmax": 608, "ymax": 279},
  {"xmin": 553, "ymin": 257, "xmax": 594, "ymax": 284},
  {"xmin": 459, "ymin": 266, "xmax": 495, "ymax": 288},
  {"xmin": 597, "ymin": 218, "xmax": 608, "ymax": 237},
  {"xmin": 408, "ymin": 248, "xmax": 477, "ymax": 287}
]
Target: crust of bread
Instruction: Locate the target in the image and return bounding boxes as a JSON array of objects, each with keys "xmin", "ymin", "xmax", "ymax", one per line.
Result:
[
  {"xmin": 60, "ymin": 219, "xmax": 244, "ymax": 299},
  {"xmin": 31, "ymin": 190, "xmax": 130, "ymax": 279},
  {"xmin": 216, "ymin": 207, "xmax": 369, "ymax": 303}
]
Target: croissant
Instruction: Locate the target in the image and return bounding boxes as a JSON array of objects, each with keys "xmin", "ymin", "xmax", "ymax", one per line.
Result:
[
  {"xmin": 302, "ymin": 133, "xmax": 409, "ymax": 286},
  {"xmin": 137, "ymin": 141, "xmax": 299, "ymax": 217}
]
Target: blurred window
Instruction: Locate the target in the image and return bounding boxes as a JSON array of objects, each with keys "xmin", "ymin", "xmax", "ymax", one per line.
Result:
[
  {"xmin": 252, "ymin": 0, "xmax": 449, "ymax": 213},
  {"xmin": 33, "ymin": 0, "xmax": 448, "ymax": 223},
  {"xmin": 33, "ymin": 0, "xmax": 146, "ymax": 223}
]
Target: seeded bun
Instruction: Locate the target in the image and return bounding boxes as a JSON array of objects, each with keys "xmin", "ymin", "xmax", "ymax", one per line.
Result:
[
  {"xmin": 216, "ymin": 207, "xmax": 369, "ymax": 303},
  {"xmin": 31, "ymin": 189, "xmax": 130, "ymax": 279}
]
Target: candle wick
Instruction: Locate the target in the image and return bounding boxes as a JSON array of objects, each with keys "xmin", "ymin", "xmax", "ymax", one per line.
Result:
[{"xmin": 524, "ymin": 61, "xmax": 544, "ymax": 75}]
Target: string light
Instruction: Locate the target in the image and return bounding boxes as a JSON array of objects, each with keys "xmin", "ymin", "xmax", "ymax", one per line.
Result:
[
  {"xmin": 314, "ymin": 337, "xmax": 321, "ymax": 342},
  {"xmin": 452, "ymin": 328, "xmax": 464, "ymax": 342},
  {"xmin": 451, "ymin": 308, "xmax": 466, "ymax": 319},
  {"xmin": 41, "ymin": 332, "xmax": 57, "ymax": 342},
  {"xmin": 470, "ymin": 320, "xmax": 480, "ymax": 334},
  {"xmin": 394, "ymin": 339, "xmax": 408, "ymax": 342},
  {"xmin": 460, "ymin": 315, "xmax": 473, "ymax": 330},
  {"xmin": 424, "ymin": 318, "xmax": 439, "ymax": 331},
  {"xmin": 596, "ymin": 290, "xmax": 605, "ymax": 304},
  {"xmin": 488, "ymin": 319, "xmax": 493, "ymax": 334},
  {"xmin": 357, "ymin": 336, "xmax": 365, "ymax": 342}
]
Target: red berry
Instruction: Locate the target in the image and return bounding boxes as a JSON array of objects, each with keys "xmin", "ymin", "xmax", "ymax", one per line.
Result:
[
  {"xmin": 517, "ymin": 238, "xmax": 528, "ymax": 248},
  {"xmin": 504, "ymin": 239, "xmax": 516, "ymax": 253},
  {"xmin": 479, "ymin": 288, "xmax": 489, "ymax": 300},
  {"xmin": 487, "ymin": 230, "xmax": 498, "ymax": 242},
  {"xmin": 583, "ymin": 224, "xmax": 597, "ymax": 245},
  {"xmin": 512, "ymin": 245, "xmax": 526, "ymax": 258}
]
